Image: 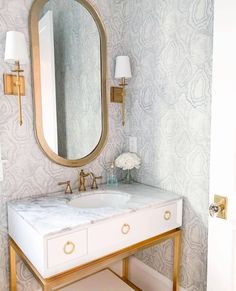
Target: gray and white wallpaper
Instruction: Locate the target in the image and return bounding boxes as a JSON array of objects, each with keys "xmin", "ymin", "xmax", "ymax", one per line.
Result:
[
  {"xmin": 121, "ymin": 0, "xmax": 213, "ymax": 290},
  {"xmin": 0, "ymin": 0, "xmax": 125, "ymax": 290},
  {"xmin": 0, "ymin": 0, "xmax": 213, "ymax": 290}
]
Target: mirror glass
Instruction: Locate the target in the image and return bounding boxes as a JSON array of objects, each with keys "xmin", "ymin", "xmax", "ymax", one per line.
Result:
[{"xmin": 30, "ymin": 0, "xmax": 107, "ymax": 166}]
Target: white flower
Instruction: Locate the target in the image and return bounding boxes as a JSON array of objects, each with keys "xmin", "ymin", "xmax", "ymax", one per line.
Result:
[{"xmin": 115, "ymin": 152, "xmax": 141, "ymax": 170}]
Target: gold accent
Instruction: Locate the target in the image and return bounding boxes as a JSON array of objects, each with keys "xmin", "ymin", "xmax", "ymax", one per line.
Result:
[
  {"xmin": 3, "ymin": 61, "xmax": 25, "ymax": 126},
  {"xmin": 90, "ymin": 172, "xmax": 102, "ymax": 189},
  {"xmin": 121, "ymin": 223, "xmax": 130, "ymax": 235},
  {"xmin": 122, "ymin": 257, "xmax": 129, "ymax": 280},
  {"xmin": 110, "ymin": 77, "xmax": 127, "ymax": 126},
  {"xmin": 29, "ymin": 0, "xmax": 108, "ymax": 167},
  {"xmin": 209, "ymin": 195, "xmax": 228, "ymax": 219},
  {"xmin": 58, "ymin": 181, "xmax": 73, "ymax": 194},
  {"xmin": 9, "ymin": 243, "xmax": 17, "ymax": 291},
  {"xmin": 9, "ymin": 228, "xmax": 181, "ymax": 291},
  {"xmin": 164, "ymin": 210, "xmax": 172, "ymax": 220},
  {"xmin": 110, "ymin": 87, "xmax": 123, "ymax": 103},
  {"xmin": 173, "ymin": 228, "xmax": 181, "ymax": 291},
  {"xmin": 63, "ymin": 241, "xmax": 76, "ymax": 255},
  {"xmin": 3, "ymin": 74, "xmax": 25, "ymax": 96},
  {"xmin": 79, "ymin": 169, "xmax": 90, "ymax": 191}
]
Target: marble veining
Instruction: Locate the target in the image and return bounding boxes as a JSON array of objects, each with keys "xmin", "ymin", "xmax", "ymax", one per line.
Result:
[{"xmin": 8, "ymin": 183, "xmax": 182, "ymax": 237}]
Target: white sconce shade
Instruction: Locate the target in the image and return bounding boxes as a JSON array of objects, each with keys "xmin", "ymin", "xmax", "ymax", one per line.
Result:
[
  {"xmin": 115, "ymin": 56, "xmax": 132, "ymax": 79},
  {"xmin": 4, "ymin": 31, "xmax": 28, "ymax": 65}
]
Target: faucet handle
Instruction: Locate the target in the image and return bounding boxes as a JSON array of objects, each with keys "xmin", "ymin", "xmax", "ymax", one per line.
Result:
[
  {"xmin": 90, "ymin": 172, "xmax": 102, "ymax": 189},
  {"xmin": 58, "ymin": 181, "xmax": 73, "ymax": 194},
  {"xmin": 80, "ymin": 169, "xmax": 90, "ymax": 177}
]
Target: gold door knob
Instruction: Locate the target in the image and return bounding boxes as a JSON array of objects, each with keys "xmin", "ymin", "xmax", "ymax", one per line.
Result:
[
  {"xmin": 164, "ymin": 211, "xmax": 171, "ymax": 220},
  {"xmin": 209, "ymin": 195, "xmax": 227, "ymax": 220},
  {"xmin": 63, "ymin": 241, "xmax": 75, "ymax": 255},
  {"xmin": 121, "ymin": 223, "xmax": 130, "ymax": 235}
]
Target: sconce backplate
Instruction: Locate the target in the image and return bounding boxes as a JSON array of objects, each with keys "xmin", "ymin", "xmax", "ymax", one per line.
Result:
[
  {"xmin": 3, "ymin": 74, "xmax": 25, "ymax": 96},
  {"xmin": 110, "ymin": 87, "xmax": 123, "ymax": 103}
]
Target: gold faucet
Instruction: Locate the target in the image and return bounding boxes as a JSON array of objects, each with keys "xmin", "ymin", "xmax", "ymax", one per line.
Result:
[
  {"xmin": 58, "ymin": 181, "xmax": 73, "ymax": 194},
  {"xmin": 90, "ymin": 172, "xmax": 102, "ymax": 189},
  {"xmin": 79, "ymin": 169, "xmax": 90, "ymax": 191}
]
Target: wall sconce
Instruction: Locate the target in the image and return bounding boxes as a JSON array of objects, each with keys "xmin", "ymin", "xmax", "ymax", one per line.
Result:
[
  {"xmin": 3, "ymin": 31, "xmax": 28, "ymax": 126},
  {"xmin": 110, "ymin": 56, "xmax": 132, "ymax": 126}
]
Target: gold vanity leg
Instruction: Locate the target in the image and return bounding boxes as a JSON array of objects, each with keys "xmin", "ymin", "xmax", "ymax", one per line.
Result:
[
  {"xmin": 173, "ymin": 230, "xmax": 181, "ymax": 291},
  {"xmin": 42, "ymin": 283, "xmax": 51, "ymax": 291},
  {"xmin": 9, "ymin": 242, "xmax": 17, "ymax": 291},
  {"xmin": 122, "ymin": 257, "xmax": 129, "ymax": 280}
]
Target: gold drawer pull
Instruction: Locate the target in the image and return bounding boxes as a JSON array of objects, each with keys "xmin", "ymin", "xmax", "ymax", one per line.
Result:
[
  {"xmin": 164, "ymin": 211, "xmax": 171, "ymax": 220},
  {"xmin": 63, "ymin": 241, "xmax": 75, "ymax": 255},
  {"xmin": 121, "ymin": 223, "xmax": 130, "ymax": 235}
]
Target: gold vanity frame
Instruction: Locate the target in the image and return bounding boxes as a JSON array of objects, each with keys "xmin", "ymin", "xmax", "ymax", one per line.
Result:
[
  {"xmin": 29, "ymin": 0, "xmax": 108, "ymax": 167},
  {"xmin": 9, "ymin": 228, "xmax": 181, "ymax": 291}
]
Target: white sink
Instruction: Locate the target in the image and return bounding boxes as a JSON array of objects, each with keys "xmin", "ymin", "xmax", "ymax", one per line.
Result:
[{"xmin": 69, "ymin": 191, "xmax": 131, "ymax": 208}]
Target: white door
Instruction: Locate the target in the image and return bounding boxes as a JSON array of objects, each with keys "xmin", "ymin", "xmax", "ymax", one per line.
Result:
[
  {"xmin": 38, "ymin": 10, "xmax": 58, "ymax": 154},
  {"xmin": 207, "ymin": 1, "xmax": 236, "ymax": 290}
]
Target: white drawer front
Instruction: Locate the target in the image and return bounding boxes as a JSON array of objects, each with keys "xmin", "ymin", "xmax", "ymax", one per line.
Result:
[
  {"xmin": 47, "ymin": 229, "xmax": 87, "ymax": 268},
  {"xmin": 88, "ymin": 202, "xmax": 181, "ymax": 255}
]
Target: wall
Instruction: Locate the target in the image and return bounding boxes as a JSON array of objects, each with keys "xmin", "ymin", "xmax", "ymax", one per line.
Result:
[
  {"xmin": 122, "ymin": 0, "xmax": 213, "ymax": 290},
  {"xmin": 0, "ymin": 0, "xmax": 213, "ymax": 290},
  {"xmin": 0, "ymin": 0, "xmax": 125, "ymax": 290}
]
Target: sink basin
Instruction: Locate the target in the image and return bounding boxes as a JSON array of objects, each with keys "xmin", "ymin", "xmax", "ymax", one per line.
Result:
[{"xmin": 69, "ymin": 191, "xmax": 131, "ymax": 209}]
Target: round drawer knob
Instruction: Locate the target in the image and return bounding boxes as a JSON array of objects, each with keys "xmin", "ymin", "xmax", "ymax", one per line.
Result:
[
  {"xmin": 121, "ymin": 223, "xmax": 130, "ymax": 235},
  {"xmin": 63, "ymin": 241, "xmax": 75, "ymax": 255},
  {"xmin": 164, "ymin": 211, "xmax": 171, "ymax": 220}
]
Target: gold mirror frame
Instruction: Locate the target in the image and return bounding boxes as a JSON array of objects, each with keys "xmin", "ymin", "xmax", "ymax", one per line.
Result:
[{"xmin": 30, "ymin": 0, "xmax": 108, "ymax": 167}]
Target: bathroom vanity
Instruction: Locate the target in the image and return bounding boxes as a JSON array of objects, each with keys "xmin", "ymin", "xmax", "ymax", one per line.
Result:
[{"xmin": 8, "ymin": 183, "xmax": 182, "ymax": 291}]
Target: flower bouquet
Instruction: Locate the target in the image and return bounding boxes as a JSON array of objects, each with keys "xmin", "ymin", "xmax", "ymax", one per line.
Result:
[{"xmin": 115, "ymin": 152, "xmax": 141, "ymax": 183}]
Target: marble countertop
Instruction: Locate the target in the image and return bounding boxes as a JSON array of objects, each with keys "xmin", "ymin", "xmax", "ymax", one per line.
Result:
[{"xmin": 8, "ymin": 183, "xmax": 182, "ymax": 237}]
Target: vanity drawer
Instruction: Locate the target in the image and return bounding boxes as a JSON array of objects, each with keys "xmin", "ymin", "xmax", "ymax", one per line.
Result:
[
  {"xmin": 47, "ymin": 229, "xmax": 87, "ymax": 268},
  {"xmin": 88, "ymin": 201, "xmax": 181, "ymax": 255}
]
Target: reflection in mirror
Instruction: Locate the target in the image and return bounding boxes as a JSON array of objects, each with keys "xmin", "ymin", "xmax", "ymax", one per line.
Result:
[{"xmin": 37, "ymin": 0, "xmax": 102, "ymax": 160}]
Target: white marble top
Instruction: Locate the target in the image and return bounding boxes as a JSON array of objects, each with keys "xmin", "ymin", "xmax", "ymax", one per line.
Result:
[{"xmin": 8, "ymin": 183, "xmax": 182, "ymax": 237}]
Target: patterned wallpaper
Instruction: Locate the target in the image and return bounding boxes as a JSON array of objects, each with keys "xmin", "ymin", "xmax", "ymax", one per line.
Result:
[
  {"xmin": 0, "ymin": 0, "xmax": 125, "ymax": 290},
  {"xmin": 43, "ymin": 0, "xmax": 102, "ymax": 159},
  {"xmin": 0, "ymin": 0, "xmax": 213, "ymax": 290},
  {"xmin": 121, "ymin": 0, "xmax": 213, "ymax": 290}
]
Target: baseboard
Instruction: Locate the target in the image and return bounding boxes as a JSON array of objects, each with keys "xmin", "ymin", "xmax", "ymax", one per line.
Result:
[{"xmin": 111, "ymin": 256, "xmax": 186, "ymax": 291}]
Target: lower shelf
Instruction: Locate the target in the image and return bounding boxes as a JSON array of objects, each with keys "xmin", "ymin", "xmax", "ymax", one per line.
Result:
[{"xmin": 58, "ymin": 269, "xmax": 141, "ymax": 291}]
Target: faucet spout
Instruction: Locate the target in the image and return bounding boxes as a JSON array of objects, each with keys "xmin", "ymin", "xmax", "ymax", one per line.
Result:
[{"xmin": 79, "ymin": 169, "xmax": 90, "ymax": 191}]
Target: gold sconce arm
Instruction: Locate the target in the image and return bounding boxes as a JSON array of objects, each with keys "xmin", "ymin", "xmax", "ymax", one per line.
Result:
[
  {"xmin": 110, "ymin": 77, "xmax": 128, "ymax": 126},
  {"xmin": 3, "ymin": 62, "xmax": 25, "ymax": 126},
  {"xmin": 3, "ymin": 61, "xmax": 25, "ymax": 126},
  {"xmin": 110, "ymin": 56, "xmax": 132, "ymax": 126},
  {"xmin": 120, "ymin": 77, "xmax": 126, "ymax": 126}
]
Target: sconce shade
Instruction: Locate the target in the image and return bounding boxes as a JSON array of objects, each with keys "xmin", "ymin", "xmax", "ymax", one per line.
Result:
[
  {"xmin": 4, "ymin": 31, "xmax": 28, "ymax": 65},
  {"xmin": 115, "ymin": 56, "xmax": 132, "ymax": 79}
]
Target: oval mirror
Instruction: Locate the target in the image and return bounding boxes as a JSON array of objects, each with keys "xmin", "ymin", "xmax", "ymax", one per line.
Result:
[{"xmin": 30, "ymin": 0, "xmax": 107, "ymax": 167}]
